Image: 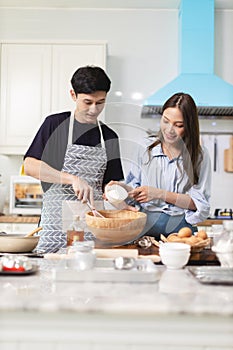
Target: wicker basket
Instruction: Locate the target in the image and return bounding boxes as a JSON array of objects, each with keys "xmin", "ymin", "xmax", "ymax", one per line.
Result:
[
  {"xmin": 85, "ymin": 210, "xmax": 147, "ymax": 246},
  {"xmin": 162, "ymin": 233, "xmax": 211, "ymax": 253},
  {"xmin": 190, "ymin": 238, "xmax": 211, "ymax": 252}
]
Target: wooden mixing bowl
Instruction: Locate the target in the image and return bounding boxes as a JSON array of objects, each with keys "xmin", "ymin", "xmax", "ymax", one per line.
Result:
[{"xmin": 85, "ymin": 210, "xmax": 147, "ymax": 246}]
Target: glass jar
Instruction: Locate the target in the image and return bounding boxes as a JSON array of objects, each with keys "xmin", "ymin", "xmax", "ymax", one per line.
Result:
[
  {"xmin": 67, "ymin": 215, "xmax": 84, "ymax": 247},
  {"xmin": 68, "ymin": 241, "xmax": 96, "ymax": 270}
]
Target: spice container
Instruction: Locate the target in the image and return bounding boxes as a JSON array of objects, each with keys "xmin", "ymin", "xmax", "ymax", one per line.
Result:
[
  {"xmin": 67, "ymin": 215, "xmax": 84, "ymax": 247},
  {"xmin": 68, "ymin": 240, "xmax": 96, "ymax": 270}
]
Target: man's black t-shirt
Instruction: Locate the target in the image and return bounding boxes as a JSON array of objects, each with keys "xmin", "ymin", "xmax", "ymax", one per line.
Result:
[{"xmin": 24, "ymin": 112, "xmax": 124, "ymax": 192}]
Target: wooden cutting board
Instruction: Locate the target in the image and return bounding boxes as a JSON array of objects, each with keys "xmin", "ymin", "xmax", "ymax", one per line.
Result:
[{"xmin": 224, "ymin": 136, "xmax": 233, "ymax": 172}]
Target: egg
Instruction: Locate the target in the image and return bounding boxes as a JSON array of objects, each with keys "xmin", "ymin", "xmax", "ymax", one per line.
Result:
[
  {"xmin": 197, "ymin": 230, "xmax": 208, "ymax": 240},
  {"xmin": 178, "ymin": 227, "xmax": 192, "ymax": 238},
  {"xmin": 167, "ymin": 234, "xmax": 182, "ymax": 242}
]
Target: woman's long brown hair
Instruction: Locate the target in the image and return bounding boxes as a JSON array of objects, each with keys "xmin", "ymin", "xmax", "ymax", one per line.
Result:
[{"xmin": 147, "ymin": 92, "xmax": 203, "ymax": 192}]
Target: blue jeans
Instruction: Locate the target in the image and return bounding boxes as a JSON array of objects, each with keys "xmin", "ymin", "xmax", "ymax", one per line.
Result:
[{"xmin": 140, "ymin": 209, "xmax": 197, "ymax": 240}]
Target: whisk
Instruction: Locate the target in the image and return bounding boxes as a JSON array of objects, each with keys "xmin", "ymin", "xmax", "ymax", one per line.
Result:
[{"xmin": 86, "ymin": 200, "xmax": 105, "ymax": 218}]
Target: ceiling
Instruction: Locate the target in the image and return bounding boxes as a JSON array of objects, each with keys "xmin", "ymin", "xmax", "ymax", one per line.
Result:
[{"xmin": 0, "ymin": 0, "xmax": 233, "ymax": 9}]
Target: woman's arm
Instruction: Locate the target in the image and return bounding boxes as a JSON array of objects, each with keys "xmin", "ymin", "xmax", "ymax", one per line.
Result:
[{"xmin": 128, "ymin": 186, "xmax": 196, "ymax": 210}]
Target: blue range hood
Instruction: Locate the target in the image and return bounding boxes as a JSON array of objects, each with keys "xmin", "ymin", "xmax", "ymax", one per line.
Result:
[{"xmin": 142, "ymin": 0, "xmax": 233, "ymax": 118}]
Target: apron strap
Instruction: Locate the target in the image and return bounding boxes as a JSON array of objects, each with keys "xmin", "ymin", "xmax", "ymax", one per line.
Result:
[
  {"xmin": 98, "ymin": 120, "xmax": 105, "ymax": 149},
  {"xmin": 68, "ymin": 114, "xmax": 105, "ymax": 148},
  {"xmin": 68, "ymin": 114, "xmax": 75, "ymax": 145}
]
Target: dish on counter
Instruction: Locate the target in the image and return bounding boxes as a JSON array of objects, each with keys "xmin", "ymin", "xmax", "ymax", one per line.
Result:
[
  {"xmin": 0, "ymin": 233, "xmax": 40, "ymax": 253},
  {"xmin": 0, "ymin": 265, "xmax": 38, "ymax": 276},
  {"xmin": 188, "ymin": 266, "xmax": 233, "ymax": 285},
  {"xmin": 53, "ymin": 257, "xmax": 161, "ymax": 283},
  {"xmin": 0, "ymin": 255, "xmax": 38, "ymax": 276},
  {"xmin": 0, "ymin": 251, "xmax": 44, "ymax": 258}
]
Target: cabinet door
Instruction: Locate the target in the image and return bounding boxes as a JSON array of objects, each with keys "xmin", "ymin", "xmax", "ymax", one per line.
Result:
[
  {"xmin": 0, "ymin": 42, "xmax": 106, "ymax": 155},
  {"xmin": 0, "ymin": 44, "xmax": 51, "ymax": 154},
  {"xmin": 51, "ymin": 44, "xmax": 106, "ymax": 115}
]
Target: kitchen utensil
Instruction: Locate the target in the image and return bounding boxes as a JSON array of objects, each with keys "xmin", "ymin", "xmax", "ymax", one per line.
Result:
[
  {"xmin": 85, "ymin": 210, "xmax": 147, "ymax": 246},
  {"xmin": 105, "ymin": 184, "xmax": 128, "ymax": 205},
  {"xmin": 0, "ymin": 234, "xmax": 40, "ymax": 253},
  {"xmin": 159, "ymin": 242, "xmax": 191, "ymax": 269},
  {"xmin": 53, "ymin": 257, "xmax": 160, "ymax": 283},
  {"xmin": 137, "ymin": 236, "xmax": 152, "ymax": 248},
  {"xmin": 94, "ymin": 248, "xmax": 138, "ymax": 259},
  {"xmin": 213, "ymin": 136, "xmax": 217, "ymax": 172},
  {"xmin": 86, "ymin": 200, "xmax": 105, "ymax": 218},
  {"xmin": 25, "ymin": 226, "xmax": 42, "ymax": 237},
  {"xmin": 138, "ymin": 254, "xmax": 161, "ymax": 263},
  {"xmin": 114, "ymin": 256, "xmax": 136, "ymax": 270},
  {"xmin": 188, "ymin": 266, "xmax": 233, "ymax": 285}
]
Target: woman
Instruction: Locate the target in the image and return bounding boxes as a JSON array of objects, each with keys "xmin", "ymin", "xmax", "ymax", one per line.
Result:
[
  {"xmin": 24, "ymin": 66, "xmax": 124, "ymax": 252},
  {"xmin": 108, "ymin": 92, "xmax": 211, "ymax": 239}
]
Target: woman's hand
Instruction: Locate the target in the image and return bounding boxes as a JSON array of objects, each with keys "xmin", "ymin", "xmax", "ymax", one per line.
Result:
[{"xmin": 128, "ymin": 186, "xmax": 162, "ymax": 203}]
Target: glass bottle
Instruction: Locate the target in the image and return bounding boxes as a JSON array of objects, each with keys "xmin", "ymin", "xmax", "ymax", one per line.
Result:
[{"xmin": 67, "ymin": 215, "xmax": 84, "ymax": 247}]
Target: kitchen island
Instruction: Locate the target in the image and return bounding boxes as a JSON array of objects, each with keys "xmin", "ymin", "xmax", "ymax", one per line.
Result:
[{"xmin": 0, "ymin": 257, "xmax": 232, "ymax": 350}]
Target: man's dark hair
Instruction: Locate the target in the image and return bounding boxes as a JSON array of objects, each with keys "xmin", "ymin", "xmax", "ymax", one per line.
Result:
[{"xmin": 71, "ymin": 66, "xmax": 111, "ymax": 95}]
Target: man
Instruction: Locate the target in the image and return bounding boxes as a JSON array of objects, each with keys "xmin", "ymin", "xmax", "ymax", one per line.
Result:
[{"xmin": 24, "ymin": 66, "xmax": 124, "ymax": 252}]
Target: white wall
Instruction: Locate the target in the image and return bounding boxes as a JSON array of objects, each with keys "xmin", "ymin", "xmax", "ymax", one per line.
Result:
[{"xmin": 0, "ymin": 7, "xmax": 233, "ymax": 214}]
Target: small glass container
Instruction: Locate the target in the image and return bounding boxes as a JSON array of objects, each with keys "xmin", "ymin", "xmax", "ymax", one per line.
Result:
[
  {"xmin": 68, "ymin": 240, "xmax": 96, "ymax": 270},
  {"xmin": 67, "ymin": 215, "xmax": 84, "ymax": 247}
]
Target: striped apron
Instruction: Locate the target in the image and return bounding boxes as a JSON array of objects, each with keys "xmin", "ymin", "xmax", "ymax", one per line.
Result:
[{"xmin": 37, "ymin": 115, "xmax": 107, "ymax": 253}]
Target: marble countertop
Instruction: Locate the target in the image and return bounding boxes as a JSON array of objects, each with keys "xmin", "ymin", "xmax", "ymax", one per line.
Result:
[{"xmin": 0, "ymin": 258, "xmax": 233, "ymax": 316}]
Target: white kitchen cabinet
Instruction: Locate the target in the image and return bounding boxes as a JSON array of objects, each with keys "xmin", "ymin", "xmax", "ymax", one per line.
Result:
[
  {"xmin": 51, "ymin": 44, "xmax": 106, "ymax": 113},
  {"xmin": 0, "ymin": 41, "xmax": 106, "ymax": 155},
  {"xmin": 0, "ymin": 44, "xmax": 51, "ymax": 155}
]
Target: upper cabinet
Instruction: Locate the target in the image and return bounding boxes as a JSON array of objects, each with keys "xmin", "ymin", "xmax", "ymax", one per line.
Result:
[{"xmin": 0, "ymin": 42, "xmax": 106, "ymax": 155}]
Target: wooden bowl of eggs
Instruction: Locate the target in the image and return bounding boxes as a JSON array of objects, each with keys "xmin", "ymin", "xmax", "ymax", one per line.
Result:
[{"xmin": 161, "ymin": 227, "xmax": 210, "ymax": 252}]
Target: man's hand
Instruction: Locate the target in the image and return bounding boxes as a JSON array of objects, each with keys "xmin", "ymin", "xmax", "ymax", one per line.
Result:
[{"xmin": 72, "ymin": 176, "xmax": 94, "ymax": 205}]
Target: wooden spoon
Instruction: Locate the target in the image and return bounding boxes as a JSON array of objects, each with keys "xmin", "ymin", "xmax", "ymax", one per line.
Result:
[{"xmin": 25, "ymin": 226, "xmax": 42, "ymax": 237}]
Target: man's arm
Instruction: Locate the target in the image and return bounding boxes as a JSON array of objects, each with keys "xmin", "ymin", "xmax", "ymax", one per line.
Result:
[{"xmin": 24, "ymin": 157, "xmax": 94, "ymax": 204}]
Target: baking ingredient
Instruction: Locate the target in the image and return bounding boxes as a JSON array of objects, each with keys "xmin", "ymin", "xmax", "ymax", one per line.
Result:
[
  {"xmin": 166, "ymin": 230, "xmax": 209, "ymax": 249},
  {"xmin": 105, "ymin": 184, "xmax": 128, "ymax": 205},
  {"xmin": 178, "ymin": 227, "xmax": 192, "ymax": 238},
  {"xmin": 197, "ymin": 230, "xmax": 208, "ymax": 240}
]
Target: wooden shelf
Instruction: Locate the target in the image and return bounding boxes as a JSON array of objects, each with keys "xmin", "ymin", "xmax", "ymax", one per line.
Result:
[{"xmin": 0, "ymin": 215, "xmax": 40, "ymax": 223}]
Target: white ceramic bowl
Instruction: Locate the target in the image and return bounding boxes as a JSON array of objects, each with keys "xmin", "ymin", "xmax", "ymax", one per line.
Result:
[
  {"xmin": 159, "ymin": 242, "xmax": 191, "ymax": 269},
  {"xmin": 105, "ymin": 184, "xmax": 128, "ymax": 205},
  {"xmin": 0, "ymin": 234, "xmax": 40, "ymax": 253}
]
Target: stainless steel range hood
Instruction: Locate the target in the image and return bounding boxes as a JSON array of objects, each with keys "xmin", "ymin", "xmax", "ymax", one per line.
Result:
[{"xmin": 141, "ymin": 0, "xmax": 233, "ymax": 118}]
